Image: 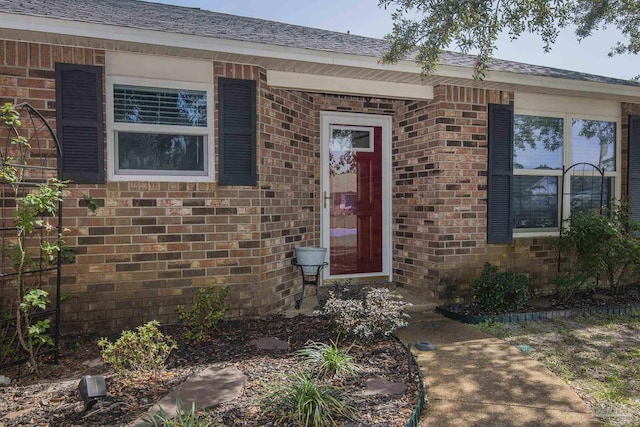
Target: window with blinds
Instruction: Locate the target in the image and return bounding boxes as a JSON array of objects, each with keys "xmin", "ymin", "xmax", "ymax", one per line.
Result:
[
  {"xmin": 113, "ymin": 86, "xmax": 207, "ymax": 127},
  {"xmin": 109, "ymin": 82, "xmax": 213, "ymax": 180}
]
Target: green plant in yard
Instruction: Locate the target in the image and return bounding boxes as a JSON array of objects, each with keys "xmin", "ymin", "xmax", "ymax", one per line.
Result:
[
  {"xmin": 98, "ymin": 320, "xmax": 176, "ymax": 377},
  {"xmin": 143, "ymin": 400, "xmax": 219, "ymax": 427},
  {"xmin": 261, "ymin": 371, "xmax": 354, "ymax": 427},
  {"xmin": 472, "ymin": 262, "xmax": 530, "ymax": 312},
  {"xmin": 1, "ymin": 102, "xmax": 69, "ymax": 373},
  {"xmin": 319, "ymin": 287, "xmax": 411, "ymax": 341},
  {"xmin": 295, "ymin": 338, "xmax": 359, "ymax": 379},
  {"xmin": 176, "ymin": 285, "xmax": 229, "ymax": 341},
  {"xmin": 558, "ymin": 202, "xmax": 640, "ymax": 293}
]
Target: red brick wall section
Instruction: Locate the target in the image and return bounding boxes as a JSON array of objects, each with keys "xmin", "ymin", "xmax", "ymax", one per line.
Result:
[
  {"xmin": 393, "ymin": 85, "xmax": 559, "ymax": 302},
  {"xmin": 0, "ymin": 42, "xmax": 276, "ymax": 333},
  {"xmin": 257, "ymin": 86, "xmax": 316, "ymax": 312}
]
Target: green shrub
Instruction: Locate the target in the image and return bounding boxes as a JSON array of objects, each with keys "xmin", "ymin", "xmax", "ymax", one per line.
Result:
[
  {"xmin": 177, "ymin": 285, "xmax": 229, "ymax": 341},
  {"xmin": 472, "ymin": 262, "xmax": 530, "ymax": 312},
  {"xmin": 261, "ymin": 372, "xmax": 354, "ymax": 427},
  {"xmin": 552, "ymin": 272, "xmax": 596, "ymax": 302},
  {"xmin": 558, "ymin": 202, "xmax": 640, "ymax": 293},
  {"xmin": 295, "ymin": 338, "xmax": 359, "ymax": 378},
  {"xmin": 318, "ymin": 287, "xmax": 411, "ymax": 341},
  {"xmin": 98, "ymin": 320, "xmax": 176, "ymax": 377},
  {"xmin": 144, "ymin": 400, "xmax": 218, "ymax": 427}
]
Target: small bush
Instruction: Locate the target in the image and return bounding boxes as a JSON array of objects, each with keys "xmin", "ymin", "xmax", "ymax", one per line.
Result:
[
  {"xmin": 261, "ymin": 372, "xmax": 354, "ymax": 427},
  {"xmin": 98, "ymin": 320, "xmax": 176, "ymax": 377},
  {"xmin": 553, "ymin": 272, "xmax": 596, "ymax": 302},
  {"xmin": 558, "ymin": 202, "xmax": 640, "ymax": 293},
  {"xmin": 318, "ymin": 287, "xmax": 411, "ymax": 341},
  {"xmin": 295, "ymin": 338, "xmax": 359, "ymax": 378},
  {"xmin": 473, "ymin": 263, "xmax": 530, "ymax": 312},
  {"xmin": 177, "ymin": 285, "xmax": 229, "ymax": 341}
]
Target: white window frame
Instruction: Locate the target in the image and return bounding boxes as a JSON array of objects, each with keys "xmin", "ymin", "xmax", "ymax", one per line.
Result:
[
  {"xmin": 106, "ymin": 76, "xmax": 214, "ymax": 182},
  {"xmin": 513, "ymin": 109, "xmax": 621, "ymax": 238}
]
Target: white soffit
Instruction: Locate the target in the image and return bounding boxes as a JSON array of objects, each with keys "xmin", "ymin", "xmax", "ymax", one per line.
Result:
[
  {"xmin": 267, "ymin": 70, "xmax": 433, "ymax": 100},
  {"xmin": 515, "ymin": 92, "xmax": 619, "ymax": 117}
]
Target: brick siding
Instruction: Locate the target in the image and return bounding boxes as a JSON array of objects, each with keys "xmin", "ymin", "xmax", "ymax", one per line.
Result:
[{"xmin": 3, "ymin": 39, "xmax": 638, "ymax": 332}]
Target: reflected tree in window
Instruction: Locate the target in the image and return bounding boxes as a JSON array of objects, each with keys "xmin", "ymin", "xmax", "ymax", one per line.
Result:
[
  {"xmin": 514, "ymin": 115, "xmax": 563, "ymax": 170},
  {"xmin": 572, "ymin": 119, "xmax": 615, "ymax": 171},
  {"xmin": 329, "ymin": 129, "xmax": 359, "ymax": 176}
]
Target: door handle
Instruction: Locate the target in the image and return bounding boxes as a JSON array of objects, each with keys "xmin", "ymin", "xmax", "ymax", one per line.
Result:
[{"xmin": 323, "ymin": 191, "xmax": 331, "ymax": 209}]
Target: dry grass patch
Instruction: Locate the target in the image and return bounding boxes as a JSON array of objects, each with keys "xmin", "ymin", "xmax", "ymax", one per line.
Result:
[{"xmin": 474, "ymin": 312, "xmax": 640, "ymax": 427}]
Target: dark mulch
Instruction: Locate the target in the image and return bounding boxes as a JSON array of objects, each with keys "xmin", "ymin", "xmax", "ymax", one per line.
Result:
[
  {"xmin": 0, "ymin": 315, "xmax": 420, "ymax": 426},
  {"xmin": 441, "ymin": 283, "xmax": 640, "ymax": 317}
]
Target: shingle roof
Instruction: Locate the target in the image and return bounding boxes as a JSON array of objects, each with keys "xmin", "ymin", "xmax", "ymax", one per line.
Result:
[{"xmin": 1, "ymin": 0, "xmax": 637, "ymax": 87}]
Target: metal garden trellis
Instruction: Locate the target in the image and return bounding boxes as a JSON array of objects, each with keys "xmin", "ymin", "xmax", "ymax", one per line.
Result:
[
  {"xmin": 0, "ymin": 103, "xmax": 63, "ymax": 370},
  {"xmin": 557, "ymin": 161, "xmax": 606, "ymax": 274}
]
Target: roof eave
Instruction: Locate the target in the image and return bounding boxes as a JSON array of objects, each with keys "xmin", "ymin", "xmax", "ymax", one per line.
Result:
[{"xmin": 1, "ymin": 12, "xmax": 639, "ymax": 102}]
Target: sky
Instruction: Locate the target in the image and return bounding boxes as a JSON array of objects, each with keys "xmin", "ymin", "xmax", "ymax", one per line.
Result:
[{"xmin": 150, "ymin": 0, "xmax": 638, "ymax": 81}]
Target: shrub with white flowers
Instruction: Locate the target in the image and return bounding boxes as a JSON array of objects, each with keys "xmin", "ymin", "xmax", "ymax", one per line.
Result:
[{"xmin": 319, "ymin": 287, "xmax": 412, "ymax": 341}]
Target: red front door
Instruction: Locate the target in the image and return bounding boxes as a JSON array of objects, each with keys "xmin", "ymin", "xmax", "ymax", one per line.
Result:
[{"xmin": 328, "ymin": 125, "xmax": 383, "ymax": 275}]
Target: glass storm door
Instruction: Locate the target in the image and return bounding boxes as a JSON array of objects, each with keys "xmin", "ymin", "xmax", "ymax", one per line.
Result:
[{"xmin": 323, "ymin": 117, "xmax": 387, "ymax": 276}]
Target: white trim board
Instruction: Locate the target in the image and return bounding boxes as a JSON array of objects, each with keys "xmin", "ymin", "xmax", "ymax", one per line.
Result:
[{"xmin": 267, "ymin": 70, "xmax": 433, "ymax": 100}]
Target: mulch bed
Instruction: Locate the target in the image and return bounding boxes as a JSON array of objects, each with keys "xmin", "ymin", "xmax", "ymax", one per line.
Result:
[
  {"xmin": 0, "ymin": 315, "xmax": 421, "ymax": 426},
  {"xmin": 439, "ymin": 283, "xmax": 640, "ymax": 318}
]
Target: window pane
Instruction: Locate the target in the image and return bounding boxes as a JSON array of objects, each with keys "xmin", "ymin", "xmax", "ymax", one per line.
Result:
[
  {"xmin": 513, "ymin": 176, "xmax": 558, "ymax": 228},
  {"xmin": 570, "ymin": 176, "xmax": 612, "ymax": 213},
  {"xmin": 571, "ymin": 119, "xmax": 615, "ymax": 171},
  {"xmin": 331, "ymin": 129, "xmax": 371, "ymax": 151},
  {"xmin": 514, "ymin": 115, "xmax": 563, "ymax": 170},
  {"xmin": 114, "ymin": 85, "xmax": 207, "ymax": 127},
  {"xmin": 117, "ymin": 133, "xmax": 204, "ymax": 172}
]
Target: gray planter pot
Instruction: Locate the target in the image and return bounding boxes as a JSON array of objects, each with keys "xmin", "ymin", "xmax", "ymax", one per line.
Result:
[{"xmin": 294, "ymin": 246, "xmax": 327, "ymax": 274}]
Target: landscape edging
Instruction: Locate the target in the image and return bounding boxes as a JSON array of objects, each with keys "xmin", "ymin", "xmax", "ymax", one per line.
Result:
[{"xmin": 435, "ymin": 303, "xmax": 640, "ymax": 324}]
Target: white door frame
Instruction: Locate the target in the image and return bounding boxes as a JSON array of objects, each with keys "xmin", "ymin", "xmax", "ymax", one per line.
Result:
[{"xmin": 320, "ymin": 111, "xmax": 392, "ymax": 280}]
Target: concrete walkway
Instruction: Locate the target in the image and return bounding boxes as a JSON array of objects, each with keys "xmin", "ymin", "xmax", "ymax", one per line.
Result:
[{"xmin": 397, "ymin": 312, "xmax": 603, "ymax": 427}]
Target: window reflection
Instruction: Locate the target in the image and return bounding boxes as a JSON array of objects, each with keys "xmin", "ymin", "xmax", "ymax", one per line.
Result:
[
  {"xmin": 514, "ymin": 115, "xmax": 563, "ymax": 170},
  {"xmin": 513, "ymin": 176, "xmax": 558, "ymax": 229},
  {"xmin": 571, "ymin": 119, "xmax": 615, "ymax": 172},
  {"xmin": 118, "ymin": 133, "xmax": 204, "ymax": 171},
  {"xmin": 570, "ymin": 176, "xmax": 611, "ymax": 213}
]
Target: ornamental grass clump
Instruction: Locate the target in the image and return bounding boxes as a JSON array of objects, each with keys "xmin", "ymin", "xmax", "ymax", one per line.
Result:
[
  {"xmin": 144, "ymin": 400, "xmax": 216, "ymax": 427},
  {"xmin": 319, "ymin": 287, "xmax": 411, "ymax": 341},
  {"xmin": 261, "ymin": 371, "xmax": 354, "ymax": 427},
  {"xmin": 295, "ymin": 338, "xmax": 359, "ymax": 379}
]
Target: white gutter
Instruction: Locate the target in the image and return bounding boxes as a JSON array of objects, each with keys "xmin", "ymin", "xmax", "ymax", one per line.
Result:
[{"xmin": 1, "ymin": 13, "xmax": 640, "ymax": 100}]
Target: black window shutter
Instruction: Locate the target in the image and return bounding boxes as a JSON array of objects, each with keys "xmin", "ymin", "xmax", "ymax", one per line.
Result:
[
  {"xmin": 55, "ymin": 63, "xmax": 104, "ymax": 184},
  {"xmin": 629, "ymin": 115, "xmax": 640, "ymax": 223},
  {"xmin": 487, "ymin": 103, "xmax": 514, "ymax": 244},
  {"xmin": 218, "ymin": 78, "xmax": 257, "ymax": 186}
]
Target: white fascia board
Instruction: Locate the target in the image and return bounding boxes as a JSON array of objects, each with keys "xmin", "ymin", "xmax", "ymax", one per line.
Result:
[
  {"xmin": 267, "ymin": 70, "xmax": 433, "ymax": 100},
  {"xmin": 2, "ymin": 13, "xmax": 640, "ymax": 101},
  {"xmin": 479, "ymin": 68, "xmax": 640, "ymax": 100}
]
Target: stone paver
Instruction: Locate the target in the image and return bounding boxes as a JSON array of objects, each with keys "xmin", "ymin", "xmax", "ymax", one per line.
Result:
[
  {"xmin": 130, "ymin": 366, "xmax": 245, "ymax": 426},
  {"xmin": 363, "ymin": 378, "xmax": 407, "ymax": 396}
]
